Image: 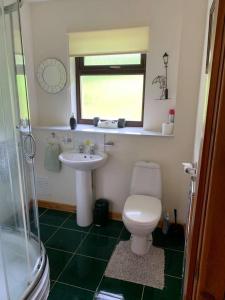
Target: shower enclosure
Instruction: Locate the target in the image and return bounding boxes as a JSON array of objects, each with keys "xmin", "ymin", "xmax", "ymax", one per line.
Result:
[{"xmin": 0, "ymin": 1, "xmax": 49, "ymax": 299}]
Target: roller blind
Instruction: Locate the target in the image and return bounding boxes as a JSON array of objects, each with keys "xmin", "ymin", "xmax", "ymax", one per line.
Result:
[{"xmin": 68, "ymin": 27, "xmax": 150, "ymax": 57}]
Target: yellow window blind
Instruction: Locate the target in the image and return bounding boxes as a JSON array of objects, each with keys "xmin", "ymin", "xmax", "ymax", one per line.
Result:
[{"xmin": 68, "ymin": 27, "xmax": 150, "ymax": 57}]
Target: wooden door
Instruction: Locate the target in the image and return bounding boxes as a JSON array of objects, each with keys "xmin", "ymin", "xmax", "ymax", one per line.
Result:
[{"xmin": 183, "ymin": 0, "xmax": 225, "ymax": 299}]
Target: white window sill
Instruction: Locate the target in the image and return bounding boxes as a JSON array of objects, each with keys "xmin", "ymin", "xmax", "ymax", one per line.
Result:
[{"xmin": 32, "ymin": 124, "xmax": 174, "ymax": 137}]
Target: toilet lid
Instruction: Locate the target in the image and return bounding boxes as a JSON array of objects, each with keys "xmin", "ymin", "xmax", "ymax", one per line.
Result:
[{"xmin": 123, "ymin": 195, "xmax": 162, "ymax": 225}]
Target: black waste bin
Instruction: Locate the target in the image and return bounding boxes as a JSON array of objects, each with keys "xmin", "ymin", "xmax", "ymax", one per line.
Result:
[{"xmin": 93, "ymin": 199, "xmax": 109, "ymax": 226}]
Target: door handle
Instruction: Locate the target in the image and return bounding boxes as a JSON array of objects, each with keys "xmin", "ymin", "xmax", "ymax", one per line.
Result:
[
  {"xmin": 23, "ymin": 134, "xmax": 36, "ymax": 160},
  {"xmin": 182, "ymin": 162, "xmax": 197, "ymax": 178}
]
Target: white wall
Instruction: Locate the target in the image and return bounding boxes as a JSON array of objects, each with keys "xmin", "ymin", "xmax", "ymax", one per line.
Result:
[
  {"xmin": 193, "ymin": 0, "xmax": 216, "ymax": 163},
  {"xmin": 30, "ymin": 0, "xmax": 183, "ymax": 128},
  {"xmin": 23, "ymin": 0, "xmax": 208, "ymax": 223}
]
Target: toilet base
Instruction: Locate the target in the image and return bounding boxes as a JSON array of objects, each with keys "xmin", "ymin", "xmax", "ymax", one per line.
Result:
[{"xmin": 130, "ymin": 234, "xmax": 153, "ymax": 256}]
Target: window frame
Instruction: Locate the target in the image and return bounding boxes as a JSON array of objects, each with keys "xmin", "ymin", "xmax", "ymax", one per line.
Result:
[{"xmin": 75, "ymin": 53, "xmax": 146, "ymax": 127}]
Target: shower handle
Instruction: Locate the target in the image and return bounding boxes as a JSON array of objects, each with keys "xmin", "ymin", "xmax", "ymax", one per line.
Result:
[{"xmin": 23, "ymin": 134, "xmax": 36, "ymax": 160}]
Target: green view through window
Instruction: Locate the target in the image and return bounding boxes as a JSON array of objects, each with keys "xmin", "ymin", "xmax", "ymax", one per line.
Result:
[{"xmin": 76, "ymin": 53, "xmax": 146, "ymax": 126}]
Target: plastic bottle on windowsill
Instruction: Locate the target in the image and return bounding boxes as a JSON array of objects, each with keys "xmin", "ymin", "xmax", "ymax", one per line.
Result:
[
  {"xmin": 70, "ymin": 113, "xmax": 76, "ymax": 130},
  {"xmin": 168, "ymin": 109, "xmax": 175, "ymax": 123}
]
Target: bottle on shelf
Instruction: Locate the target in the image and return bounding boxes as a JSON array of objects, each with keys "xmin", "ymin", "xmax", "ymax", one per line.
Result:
[
  {"xmin": 168, "ymin": 109, "xmax": 175, "ymax": 123},
  {"xmin": 70, "ymin": 113, "xmax": 76, "ymax": 130}
]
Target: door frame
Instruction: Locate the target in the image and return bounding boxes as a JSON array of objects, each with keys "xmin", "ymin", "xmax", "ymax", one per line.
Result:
[{"xmin": 184, "ymin": 0, "xmax": 225, "ymax": 299}]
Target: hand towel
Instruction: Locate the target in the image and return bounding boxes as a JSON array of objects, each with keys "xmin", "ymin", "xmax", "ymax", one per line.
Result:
[{"xmin": 44, "ymin": 142, "xmax": 62, "ymax": 172}]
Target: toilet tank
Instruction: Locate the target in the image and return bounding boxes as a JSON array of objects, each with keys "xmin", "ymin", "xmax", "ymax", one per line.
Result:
[{"xmin": 130, "ymin": 161, "xmax": 162, "ymax": 199}]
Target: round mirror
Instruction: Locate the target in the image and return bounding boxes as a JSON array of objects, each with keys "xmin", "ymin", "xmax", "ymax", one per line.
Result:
[{"xmin": 37, "ymin": 58, "xmax": 67, "ymax": 93}]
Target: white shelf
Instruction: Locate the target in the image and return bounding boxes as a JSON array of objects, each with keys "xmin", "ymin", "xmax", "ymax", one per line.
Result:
[{"xmin": 32, "ymin": 124, "xmax": 174, "ymax": 137}]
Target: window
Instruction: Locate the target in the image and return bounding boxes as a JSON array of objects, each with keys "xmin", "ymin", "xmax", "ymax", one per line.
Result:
[
  {"xmin": 15, "ymin": 55, "xmax": 29, "ymax": 121},
  {"xmin": 75, "ymin": 53, "xmax": 146, "ymax": 126}
]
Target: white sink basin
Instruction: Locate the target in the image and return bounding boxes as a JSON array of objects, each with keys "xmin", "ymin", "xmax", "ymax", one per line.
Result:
[
  {"xmin": 59, "ymin": 151, "xmax": 108, "ymax": 227},
  {"xmin": 59, "ymin": 152, "xmax": 108, "ymax": 171}
]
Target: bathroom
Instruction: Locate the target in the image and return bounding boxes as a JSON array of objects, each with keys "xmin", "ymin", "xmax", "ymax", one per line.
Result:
[{"xmin": 0, "ymin": 0, "xmax": 221, "ymax": 299}]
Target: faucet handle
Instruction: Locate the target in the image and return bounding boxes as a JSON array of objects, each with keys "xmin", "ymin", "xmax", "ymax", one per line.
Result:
[
  {"xmin": 90, "ymin": 144, "xmax": 95, "ymax": 155},
  {"xmin": 79, "ymin": 144, "xmax": 85, "ymax": 153}
]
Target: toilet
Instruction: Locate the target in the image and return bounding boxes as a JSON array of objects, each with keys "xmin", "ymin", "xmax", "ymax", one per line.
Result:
[{"xmin": 122, "ymin": 161, "xmax": 162, "ymax": 256}]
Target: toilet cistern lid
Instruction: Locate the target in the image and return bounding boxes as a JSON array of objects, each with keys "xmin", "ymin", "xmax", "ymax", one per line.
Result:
[{"xmin": 123, "ymin": 195, "xmax": 162, "ymax": 225}]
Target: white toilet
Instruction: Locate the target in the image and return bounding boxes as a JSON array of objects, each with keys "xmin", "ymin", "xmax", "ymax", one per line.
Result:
[{"xmin": 122, "ymin": 161, "xmax": 162, "ymax": 256}]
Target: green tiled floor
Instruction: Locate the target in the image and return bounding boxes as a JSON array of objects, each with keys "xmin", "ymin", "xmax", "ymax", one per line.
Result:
[
  {"xmin": 49, "ymin": 282, "xmax": 94, "ymax": 300},
  {"xmin": 97, "ymin": 277, "xmax": 143, "ymax": 300},
  {"xmin": 40, "ymin": 224, "xmax": 58, "ymax": 243},
  {"xmin": 46, "ymin": 228, "xmax": 86, "ymax": 252},
  {"xmin": 39, "ymin": 208, "xmax": 184, "ymax": 300},
  {"xmin": 59, "ymin": 255, "xmax": 107, "ymax": 290},
  {"xmin": 90, "ymin": 219, "xmax": 123, "ymax": 237},
  {"xmin": 77, "ymin": 234, "xmax": 117, "ymax": 260},
  {"xmin": 39, "ymin": 209, "xmax": 70, "ymax": 226}
]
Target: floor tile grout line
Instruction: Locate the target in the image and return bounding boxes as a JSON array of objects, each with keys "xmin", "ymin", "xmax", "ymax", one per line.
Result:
[
  {"xmin": 38, "ymin": 208, "xmax": 48, "ymax": 217},
  {"xmin": 75, "ymin": 253, "xmax": 108, "ymax": 262},
  {"xmin": 140, "ymin": 285, "xmax": 145, "ymax": 300},
  {"xmin": 42, "ymin": 226, "xmax": 60, "ymax": 245},
  {"xmin": 45, "ymin": 246, "xmax": 74, "ymax": 254},
  {"xmin": 87, "ymin": 232, "xmax": 118, "ymax": 240},
  {"xmin": 92, "ymin": 232, "xmax": 119, "ymax": 295},
  {"xmin": 42, "ymin": 213, "xmax": 72, "ymax": 246},
  {"xmin": 89, "ymin": 229, "xmax": 123, "ymax": 239},
  {"xmin": 95, "ymin": 269, "xmax": 105, "ymax": 295},
  {"xmin": 165, "ymin": 273, "xmax": 183, "ymax": 280},
  {"xmin": 50, "ymin": 229, "xmax": 91, "ymax": 292},
  {"xmin": 91, "ymin": 227, "xmax": 124, "ymax": 296},
  {"xmin": 163, "ymin": 247, "xmax": 184, "ymax": 253},
  {"xmin": 40, "ymin": 223, "xmax": 59, "ymax": 229},
  {"xmin": 57, "ymin": 226, "xmax": 92, "ymax": 234},
  {"xmin": 54, "ymin": 280, "xmax": 96, "ymax": 293}
]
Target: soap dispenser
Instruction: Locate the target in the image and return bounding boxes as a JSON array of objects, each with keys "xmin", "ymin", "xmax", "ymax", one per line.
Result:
[{"xmin": 70, "ymin": 113, "xmax": 76, "ymax": 130}]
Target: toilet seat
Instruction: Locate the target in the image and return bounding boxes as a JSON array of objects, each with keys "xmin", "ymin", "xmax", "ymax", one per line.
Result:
[{"xmin": 123, "ymin": 195, "xmax": 162, "ymax": 226}]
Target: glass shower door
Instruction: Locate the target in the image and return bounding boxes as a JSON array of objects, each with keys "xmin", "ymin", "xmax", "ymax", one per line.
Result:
[{"xmin": 0, "ymin": 1, "xmax": 43, "ymax": 299}]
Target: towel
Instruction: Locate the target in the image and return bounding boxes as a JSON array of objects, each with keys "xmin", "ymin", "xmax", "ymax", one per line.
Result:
[{"xmin": 44, "ymin": 142, "xmax": 62, "ymax": 172}]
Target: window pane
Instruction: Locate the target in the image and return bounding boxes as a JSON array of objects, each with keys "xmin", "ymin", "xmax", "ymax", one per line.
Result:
[
  {"xmin": 84, "ymin": 53, "xmax": 141, "ymax": 66},
  {"xmin": 80, "ymin": 75, "xmax": 144, "ymax": 121},
  {"xmin": 16, "ymin": 75, "xmax": 29, "ymax": 120}
]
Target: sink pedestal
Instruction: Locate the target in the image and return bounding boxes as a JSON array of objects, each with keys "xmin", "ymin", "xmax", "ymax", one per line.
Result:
[
  {"xmin": 59, "ymin": 151, "xmax": 108, "ymax": 227},
  {"xmin": 75, "ymin": 170, "xmax": 93, "ymax": 227}
]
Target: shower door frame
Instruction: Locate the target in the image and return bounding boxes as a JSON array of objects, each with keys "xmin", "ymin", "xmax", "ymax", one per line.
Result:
[{"xmin": 0, "ymin": 0, "xmax": 44, "ymax": 298}]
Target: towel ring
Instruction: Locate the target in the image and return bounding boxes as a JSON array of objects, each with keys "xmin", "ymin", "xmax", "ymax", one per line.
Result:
[{"xmin": 46, "ymin": 132, "xmax": 59, "ymax": 143}]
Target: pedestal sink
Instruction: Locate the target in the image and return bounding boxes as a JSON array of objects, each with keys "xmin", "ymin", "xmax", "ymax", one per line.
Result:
[{"xmin": 59, "ymin": 152, "xmax": 108, "ymax": 227}]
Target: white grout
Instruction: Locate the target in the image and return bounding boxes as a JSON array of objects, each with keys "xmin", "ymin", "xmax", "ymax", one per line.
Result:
[
  {"xmin": 140, "ymin": 286, "xmax": 145, "ymax": 300},
  {"xmin": 75, "ymin": 253, "xmax": 108, "ymax": 262},
  {"xmin": 42, "ymin": 212, "xmax": 72, "ymax": 245},
  {"xmin": 88, "ymin": 232, "xmax": 118, "ymax": 240},
  {"xmin": 45, "ymin": 246, "xmax": 73, "ymax": 255},
  {"xmin": 165, "ymin": 274, "xmax": 183, "ymax": 280},
  {"xmin": 50, "ymin": 226, "xmax": 91, "ymax": 291},
  {"xmin": 55, "ymin": 281, "xmax": 95, "ymax": 293}
]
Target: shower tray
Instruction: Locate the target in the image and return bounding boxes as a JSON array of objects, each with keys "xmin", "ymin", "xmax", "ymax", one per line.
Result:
[{"xmin": 0, "ymin": 229, "xmax": 50, "ymax": 300}]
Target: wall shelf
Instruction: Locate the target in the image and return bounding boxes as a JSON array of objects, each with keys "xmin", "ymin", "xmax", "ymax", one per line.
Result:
[{"xmin": 32, "ymin": 124, "xmax": 174, "ymax": 137}]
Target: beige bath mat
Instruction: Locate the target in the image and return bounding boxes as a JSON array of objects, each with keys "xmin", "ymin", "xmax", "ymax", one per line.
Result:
[{"xmin": 105, "ymin": 240, "xmax": 165, "ymax": 289}]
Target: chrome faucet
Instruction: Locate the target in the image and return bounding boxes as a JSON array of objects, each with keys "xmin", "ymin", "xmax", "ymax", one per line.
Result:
[
  {"xmin": 89, "ymin": 144, "xmax": 95, "ymax": 155},
  {"xmin": 79, "ymin": 144, "xmax": 85, "ymax": 153}
]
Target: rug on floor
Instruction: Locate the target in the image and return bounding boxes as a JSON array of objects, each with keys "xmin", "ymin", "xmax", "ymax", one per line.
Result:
[{"xmin": 105, "ymin": 240, "xmax": 165, "ymax": 290}]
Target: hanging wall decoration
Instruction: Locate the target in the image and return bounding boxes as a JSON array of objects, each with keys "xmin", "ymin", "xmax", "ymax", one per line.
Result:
[
  {"xmin": 37, "ymin": 58, "xmax": 67, "ymax": 94},
  {"xmin": 152, "ymin": 52, "xmax": 169, "ymax": 100}
]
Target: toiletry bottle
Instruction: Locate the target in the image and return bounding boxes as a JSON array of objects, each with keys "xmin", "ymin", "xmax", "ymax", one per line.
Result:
[
  {"xmin": 70, "ymin": 113, "xmax": 76, "ymax": 130},
  {"xmin": 168, "ymin": 109, "xmax": 175, "ymax": 123}
]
